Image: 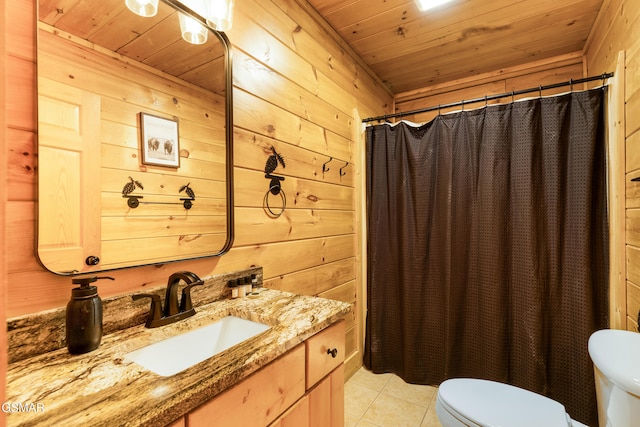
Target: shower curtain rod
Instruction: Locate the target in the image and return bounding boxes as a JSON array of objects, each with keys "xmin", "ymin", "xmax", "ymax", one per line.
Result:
[{"xmin": 362, "ymin": 72, "xmax": 614, "ymax": 123}]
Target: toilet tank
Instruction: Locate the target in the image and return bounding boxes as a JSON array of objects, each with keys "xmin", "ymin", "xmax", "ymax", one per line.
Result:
[{"xmin": 588, "ymin": 329, "xmax": 640, "ymax": 427}]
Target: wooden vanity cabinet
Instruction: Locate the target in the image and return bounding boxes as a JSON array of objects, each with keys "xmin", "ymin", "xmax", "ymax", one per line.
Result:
[
  {"xmin": 185, "ymin": 321, "xmax": 345, "ymax": 427},
  {"xmin": 306, "ymin": 365, "xmax": 345, "ymax": 427}
]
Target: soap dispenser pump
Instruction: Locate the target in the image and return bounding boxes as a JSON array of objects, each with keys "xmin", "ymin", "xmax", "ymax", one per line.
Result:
[{"xmin": 66, "ymin": 275, "xmax": 114, "ymax": 355}]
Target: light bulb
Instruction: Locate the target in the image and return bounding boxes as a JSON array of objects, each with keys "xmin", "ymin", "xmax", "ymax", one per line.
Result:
[
  {"xmin": 206, "ymin": 0, "xmax": 234, "ymax": 32},
  {"xmin": 179, "ymin": 13, "xmax": 208, "ymax": 44},
  {"xmin": 125, "ymin": 0, "xmax": 159, "ymax": 17},
  {"xmin": 414, "ymin": 0, "xmax": 455, "ymax": 12}
]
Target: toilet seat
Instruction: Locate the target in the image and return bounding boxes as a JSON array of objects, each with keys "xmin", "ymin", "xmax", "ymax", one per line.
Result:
[{"xmin": 436, "ymin": 378, "xmax": 572, "ymax": 427}]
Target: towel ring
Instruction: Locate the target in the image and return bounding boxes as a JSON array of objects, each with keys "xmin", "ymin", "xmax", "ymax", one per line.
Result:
[{"xmin": 264, "ymin": 186, "xmax": 286, "ymax": 217}]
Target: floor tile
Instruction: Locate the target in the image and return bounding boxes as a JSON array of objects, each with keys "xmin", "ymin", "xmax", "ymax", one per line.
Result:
[
  {"xmin": 344, "ymin": 381, "xmax": 380, "ymax": 419},
  {"xmin": 345, "ymin": 410, "xmax": 361, "ymax": 427},
  {"xmin": 420, "ymin": 408, "xmax": 443, "ymax": 427},
  {"xmin": 348, "ymin": 367, "xmax": 393, "ymax": 392},
  {"xmin": 360, "ymin": 393, "xmax": 427, "ymax": 427},
  {"xmin": 355, "ymin": 420, "xmax": 382, "ymax": 427},
  {"xmin": 345, "ymin": 367, "xmax": 442, "ymax": 427},
  {"xmin": 381, "ymin": 375, "xmax": 438, "ymax": 407}
]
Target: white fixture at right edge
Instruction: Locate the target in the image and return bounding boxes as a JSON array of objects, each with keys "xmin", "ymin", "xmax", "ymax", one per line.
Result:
[{"xmin": 588, "ymin": 329, "xmax": 640, "ymax": 427}]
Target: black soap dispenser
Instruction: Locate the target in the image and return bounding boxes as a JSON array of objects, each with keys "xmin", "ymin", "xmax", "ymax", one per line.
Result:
[{"xmin": 66, "ymin": 276, "xmax": 114, "ymax": 355}]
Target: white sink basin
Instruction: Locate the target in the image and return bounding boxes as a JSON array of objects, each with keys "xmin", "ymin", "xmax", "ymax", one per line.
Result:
[{"xmin": 125, "ymin": 316, "xmax": 270, "ymax": 377}]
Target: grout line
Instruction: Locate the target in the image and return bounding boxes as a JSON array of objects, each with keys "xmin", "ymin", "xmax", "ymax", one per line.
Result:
[{"xmin": 345, "ymin": 367, "xmax": 442, "ymax": 427}]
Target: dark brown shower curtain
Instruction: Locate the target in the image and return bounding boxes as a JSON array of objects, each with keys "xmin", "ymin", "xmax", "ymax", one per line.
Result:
[{"xmin": 364, "ymin": 88, "xmax": 608, "ymax": 427}]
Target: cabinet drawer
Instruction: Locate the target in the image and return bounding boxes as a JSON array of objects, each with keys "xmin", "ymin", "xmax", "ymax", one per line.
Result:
[{"xmin": 305, "ymin": 321, "xmax": 345, "ymax": 388}]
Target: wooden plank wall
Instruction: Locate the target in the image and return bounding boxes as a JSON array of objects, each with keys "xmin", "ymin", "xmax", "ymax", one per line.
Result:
[
  {"xmin": 585, "ymin": 0, "xmax": 640, "ymax": 331},
  {"xmin": 394, "ymin": 52, "xmax": 586, "ymax": 123},
  {"xmin": 1, "ymin": 0, "xmax": 8, "ymax": 422},
  {"xmin": 3, "ymin": 0, "xmax": 393, "ymax": 383}
]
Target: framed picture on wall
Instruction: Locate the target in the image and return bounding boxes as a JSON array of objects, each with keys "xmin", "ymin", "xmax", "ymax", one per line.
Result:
[{"xmin": 139, "ymin": 113, "xmax": 180, "ymax": 168}]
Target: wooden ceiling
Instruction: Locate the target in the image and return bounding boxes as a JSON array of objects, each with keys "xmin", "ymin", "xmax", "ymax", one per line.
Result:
[
  {"xmin": 38, "ymin": 0, "xmax": 226, "ymax": 94},
  {"xmin": 307, "ymin": 0, "xmax": 605, "ymax": 94}
]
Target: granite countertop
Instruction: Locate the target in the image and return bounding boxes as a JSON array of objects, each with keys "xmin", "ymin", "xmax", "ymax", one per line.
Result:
[{"xmin": 5, "ymin": 289, "xmax": 351, "ymax": 427}]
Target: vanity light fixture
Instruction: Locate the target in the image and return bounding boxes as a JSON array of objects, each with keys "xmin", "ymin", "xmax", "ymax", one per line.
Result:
[
  {"xmin": 178, "ymin": 0, "xmax": 208, "ymax": 44},
  {"xmin": 415, "ymin": 0, "xmax": 455, "ymax": 11},
  {"xmin": 206, "ymin": 0, "xmax": 234, "ymax": 32},
  {"xmin": 125, "ymin": 0, "xmax": 235, "ymax": 44},
  {"xmin": 125, "ymin": 0, "xmax": 159, "ymax": 17}
]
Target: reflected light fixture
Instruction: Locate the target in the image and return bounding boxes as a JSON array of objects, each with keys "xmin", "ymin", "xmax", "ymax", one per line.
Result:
[
  {"xmin": 206, "ymin": 0, "xmax": 234, "ymax": 32},
  {"xmin": 125, "ymin": 0, "xmax": 159, "ymax": 17},
  {"xmin": 415, "ymin": 0, "xmax": 455, "ymax": 11},
  {"xmin": 125, "ymin": 0, "xmax": 235, "ymax": 44},
  {"xmin": 179, "ymin": 13, "xmax": 208, "ymax": 44},
  {"xmin": 178, "ymin": 0, "xmax": 208, "ymax": 44}
]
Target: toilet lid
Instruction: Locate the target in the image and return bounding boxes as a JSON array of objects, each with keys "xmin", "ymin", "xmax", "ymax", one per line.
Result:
[{"xmin": 438, "ymin": 378, "xmax": 571, "ymax": 427}]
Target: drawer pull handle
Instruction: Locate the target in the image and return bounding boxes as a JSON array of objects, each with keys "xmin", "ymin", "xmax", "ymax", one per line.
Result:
[{"xmin": 327, "ymin": 348, "xmax": 338, "ymax": 358}]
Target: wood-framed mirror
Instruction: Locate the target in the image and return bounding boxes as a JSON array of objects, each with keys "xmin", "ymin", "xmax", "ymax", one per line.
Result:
[{"xmin": 36, "ymin": 0, "xmax": 234, "ymax": 275}]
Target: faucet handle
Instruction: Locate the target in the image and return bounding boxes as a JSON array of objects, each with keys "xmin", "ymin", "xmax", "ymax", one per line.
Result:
[
  {"xmin": 132, "ymin": 294, "xmax": 163, "ymax": 328},
  {"xmin": 180, "ymin": 281, "xmax": 203, "ymax": 312}
]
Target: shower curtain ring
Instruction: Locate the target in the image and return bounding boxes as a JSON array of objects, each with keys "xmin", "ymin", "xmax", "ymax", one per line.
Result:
[
  {"xmin": 570, "ymin": 79, "xmax": 573, "ymax": 92},
  {"xmin": 539, "ymin": 85, "xmax": 543, "ymax": 98},
  {"xmin": 484, "ymin": 95, "xmax": 488, "ymax": 107}
]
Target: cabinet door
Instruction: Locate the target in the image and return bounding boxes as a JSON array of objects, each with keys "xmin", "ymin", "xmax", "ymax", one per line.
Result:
[
  {"xmin": 269, "ymin": 395, "xmax": 309, "ymax": 427},
  {"xmin": 309, "ymin": 365, "xmax": 344, "ymax": 427},
  {"xmin": 188, "ymin": 344, "xmax": 305, "ymax": 427}
]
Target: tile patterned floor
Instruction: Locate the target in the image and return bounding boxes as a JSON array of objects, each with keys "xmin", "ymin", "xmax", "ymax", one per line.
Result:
[{"xmin": 344, "ymin": 367, "xmax": 443, "ymax": 427}]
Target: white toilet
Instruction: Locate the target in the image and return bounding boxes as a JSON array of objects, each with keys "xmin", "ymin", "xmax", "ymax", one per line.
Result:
[
  {"xmin": 589, "ymin": 329, "xmax": 640, "ymax": 427},
  {"xmin": 435, "ymin": 329, "xmax": 640, "ymax": 427}
]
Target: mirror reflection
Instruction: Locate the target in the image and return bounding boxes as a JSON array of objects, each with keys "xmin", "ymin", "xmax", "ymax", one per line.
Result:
[{"xmin": 37, "ymin": 0, "xmax": 233, "ymax": 275}]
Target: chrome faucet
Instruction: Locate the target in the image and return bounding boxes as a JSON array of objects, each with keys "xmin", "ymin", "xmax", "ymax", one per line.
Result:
[{"xmin": 133, "ymin": 271, "xmax": 204, "ymax": 328}]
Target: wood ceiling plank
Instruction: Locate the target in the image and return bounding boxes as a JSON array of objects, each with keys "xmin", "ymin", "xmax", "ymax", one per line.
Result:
[
  {"xmin": 307, "ymin": 0, "xmax": 604, "ymax": 93},
  {"xmin": 307, "ymin": 0, "xmax": 363, "ymax": 15},
  {"xmin": 377, "ymin": 14, "xmax": 593, "ymax": 91},
  {"xmin": 319, "ymin": 0, "xmax": 413, "ymax": 32},
  {"xmin": 394, "ymin": 52, "xmax": 583, "ymax": 102},
  {"xmin": 362, "ymin": 14, "xmax": 595, "ymax": 85},
  {"xmin": 351, "ymin": 0, "xmax": 601, "ymax": 61}
]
